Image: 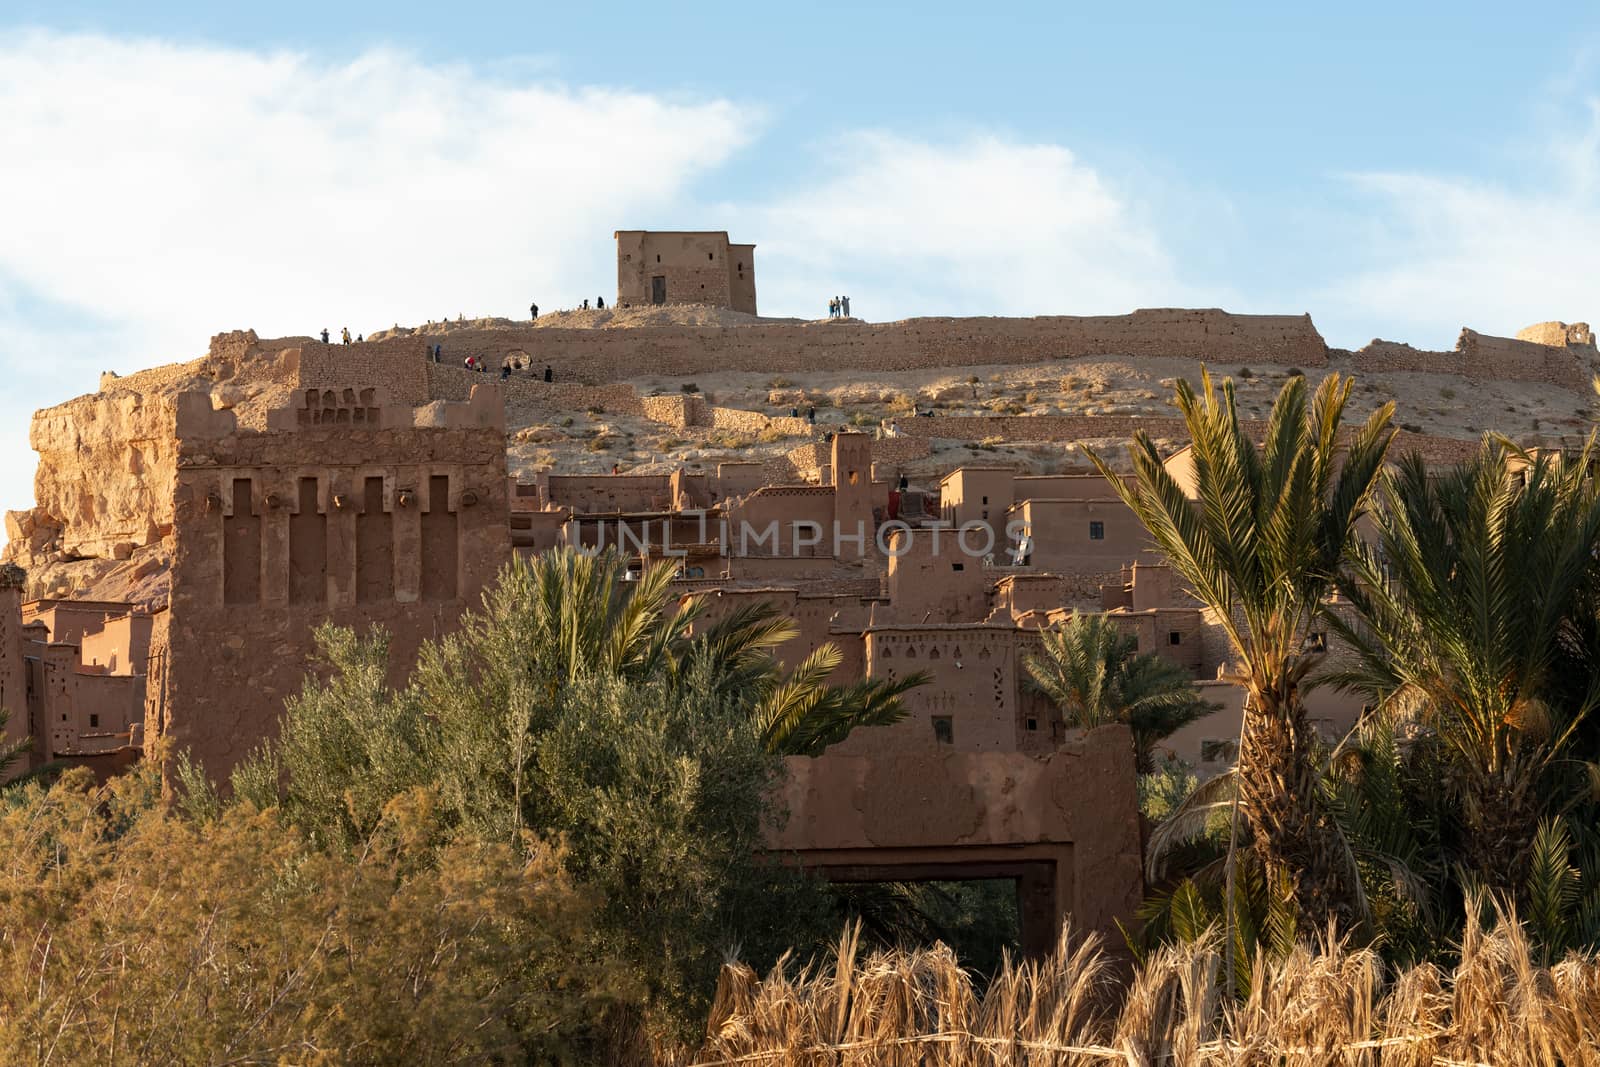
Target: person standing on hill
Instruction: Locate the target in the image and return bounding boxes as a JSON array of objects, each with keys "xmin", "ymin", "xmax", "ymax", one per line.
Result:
[
  {"xmin": 341, "ymin": 327, "xmax": 351, "ymax": 345},
  {"xmin": 320, "ymin": 328, "xmax": 329, "ymax": 343},
  {"xmin": 530, "ymin": 302, "xmax": 539, "ymax": 319},
  {"xmin": 842, "ymin": 295, "xmax": 851, "ymax": 318},
  {"xmin": 597, "ymin": 295, "xmax": 606, "ymax": 309}
]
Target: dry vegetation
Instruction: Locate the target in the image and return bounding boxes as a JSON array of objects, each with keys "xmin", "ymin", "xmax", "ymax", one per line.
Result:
[{"xmin": 693, "ymin": 916, "xmax": 1600, "ymax": 1065}]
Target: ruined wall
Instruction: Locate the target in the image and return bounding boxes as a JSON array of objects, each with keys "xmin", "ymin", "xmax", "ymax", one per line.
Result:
[
  {"xmin": 300, "ymin": 338, "xmax": 433, "ymax": 405},
  {"xmin": 1352, "ymin": 327, "xmax": 1591, "ymax": 390},
  {"xmin": 158, "ymin": 387, "xmax": 510, "ymax": 775},
  {"xmin": 544, "ymin": 475, "xmax": 673, "ymax": 513}
]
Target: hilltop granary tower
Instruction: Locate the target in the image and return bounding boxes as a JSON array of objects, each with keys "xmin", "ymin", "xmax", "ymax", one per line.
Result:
[{"xmin": 614, "ymin": 230, "xmax": 757, "ymax": 314}]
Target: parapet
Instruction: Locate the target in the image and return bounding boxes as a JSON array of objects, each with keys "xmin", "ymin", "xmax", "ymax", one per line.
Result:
[{"xmin": 176, "ymin": 383, "xmax": 507, "ymax": 439}]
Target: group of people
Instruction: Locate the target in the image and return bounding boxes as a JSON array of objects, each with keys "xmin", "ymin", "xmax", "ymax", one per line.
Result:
[
  {"xmin": 529, "ymin": 296, "xmax": 611, "ymax": 318},
  {"xmin": 827, "ymin": 295, "xmax": 852, "ymax": 319},
  {"xmin": 321, "ymin": 327, "xmax": 364, "ymax": 344},
  {"xmin": 787, "ymin": 406, "xmax": 818, "ymax": 425}
]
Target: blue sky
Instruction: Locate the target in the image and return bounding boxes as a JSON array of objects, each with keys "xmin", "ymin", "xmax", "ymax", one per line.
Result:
[{"xmin": 4, "ymin": 2, "xmax": 1600, "ymax": 532}]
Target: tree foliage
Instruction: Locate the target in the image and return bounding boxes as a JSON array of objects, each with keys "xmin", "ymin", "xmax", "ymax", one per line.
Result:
[
  {"xmin": 1091, "ymin": 368, "xmax": 1395, "ymax": 935},
  {"xmin": 1024, "ymin": 611, "xmax": 1218, "ymax": 773}
]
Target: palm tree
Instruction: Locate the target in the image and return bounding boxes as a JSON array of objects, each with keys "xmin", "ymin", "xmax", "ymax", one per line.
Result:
[
  {"xmin": 1326, "ymin": 440, "xmax": 1600, "ymax": 897},
  {"xmin": 1088, "ymin": 369, "xmax": 1395, "ymax": 935},
  {"xmin": 510, "ymin": 547, "xmax": 929, "ymax": 756},
  {"xmin": 1023, "ymin": 612, "xmax": 1217, "ymax": 773}
]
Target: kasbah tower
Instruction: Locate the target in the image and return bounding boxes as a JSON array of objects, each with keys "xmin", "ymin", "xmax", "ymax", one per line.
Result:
[{"xmin": 3, "ymin": 228, "xmax": 1596, "ymax": 953}]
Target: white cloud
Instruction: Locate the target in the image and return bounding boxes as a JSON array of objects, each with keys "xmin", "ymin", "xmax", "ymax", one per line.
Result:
[
  {"xmin": 1318, "ymin": 101, "xmax": 1600, "ymax": 349},
  {"xmin": 0, "ymin": 31, "xmax": 759, "ymax": 522},
  {"xmin": 745, "ymin": 132, "xmax": 1204, "ymax": 321}
]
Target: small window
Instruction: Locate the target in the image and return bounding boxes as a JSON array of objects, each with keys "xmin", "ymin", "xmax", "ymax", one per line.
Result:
[
  {"xmin": 981, "ymin": 495, "xmax": 988, "ymax": 505},
  {"xmin": 656, "ymin": 254, "xmax": 661, "ymax": 263},
  {"xmin": 708, "ymin": 252, "xmax": 714, "ymax": 261},
  {"xmin": 1089, "ymin": 521, "xmax": 1105, "ymax": 540},
  {"xmin": 89, "ymin": 713, "xmax": 99, "ymax": 729},
  {"xmin": 1168, "ymin": 631, "xmax": 1182, "ymax": 645},
  {"xmin": 932, "ymin": 716, "xmax": 954, "ymax": 744},
  {"xmin": 1025, "ymin": 717, "xmax": 1039, "ymax": 731},
  {"xmin": 951, "ymin": 562, "xmax": 965, "ymax": 572}
]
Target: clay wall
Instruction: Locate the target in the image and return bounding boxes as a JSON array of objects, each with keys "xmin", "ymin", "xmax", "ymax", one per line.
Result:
[
  {"xmin": 1106, "ymin": 608, "xmax": 1205, "ymax": 674},
  {"xmin": 770, "ymin": 726, "xmax": 1144, "ymax": 950},
  {"xmin": 728, "ymin": 243, "xmax": 758, "ymax": 315},
  {"xmin": 544, "ymin": 475, "xmax": 674, "ymax": 514},
  {"xmin": 1012, "ymin": 497, "xmax": 1153, "ymax": 572},
  {"xmin": 38, "ymin": 641, "xmax": 144, "ymax": 758},
  {"xmin": 78, "ymin": 613, "xmax": 152, "ymax": 675},
  {"xmin": 938, "ymin": 468, "xmax": 1015, "ymax": 550},
  {"xmin": 21, "ymin": 599, "xmax": 135, "ymax": 647},
  {"xmin": 723, "ymin": 486, "xmax": 837, "ymax": 557},
  {"xmin": 382, "ymin": 309, "xmax": 1329, "ymax": 385},
  {"xmin": 993, "ymin": 572, "xmax": 1124, "ymax": 622},
  {"xmin": 840, "ymin": 624, "xmax": 1039, "ymax": 755},
  {"xmin": 881, "ymin": 528, "xmax": 992, "ymax": 625},
  {"xmin": 725, "ymin": 554, "xmax": 840, "ymax": 580},
  {"xmin": 158, "ymin": 388, "xmax": 510, "ymax": 776}
]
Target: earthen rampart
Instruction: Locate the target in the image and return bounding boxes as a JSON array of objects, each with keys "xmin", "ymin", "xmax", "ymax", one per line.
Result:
[{"xmin": 356, "ymin": 309, "xmax": 1329, "ymax": 385}]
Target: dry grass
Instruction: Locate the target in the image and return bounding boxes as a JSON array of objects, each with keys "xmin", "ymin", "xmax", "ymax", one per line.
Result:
[{"xmin": 688, "ymin": 913, "xmax": 1600, "ymax": 1065}]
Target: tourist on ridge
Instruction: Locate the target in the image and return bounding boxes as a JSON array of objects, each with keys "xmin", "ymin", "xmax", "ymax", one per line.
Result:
[
  {"xmin": 597, "ymin": 295, "xmax": 605, "ymax": 309},
  {"xmin": 582, "ymin": 299, "xmax": 590, "ymax": 310},
  {"xmin": 842, "ymin": 295, "xmax": 851, "ymax": 317},
  {"xmin": 356, "ymin": 334, "xmax": 363, "ymax": 343},
  {"xmin": 341, "ymin": 327, "xmax": 351, "ymax": 345},
  {"xmin": 530, "ymin": 302, "xmax": 539, "ymax": 319},
  {"xmin": 827, "ymin": 297, "xmax": 836, "ymax": 318},
  {"xmin": 320, "ymin": 328, "xmax": 329, "ymax": 344},
  {"xmin": 544, "ymin": 365, "xmax": 553, "ymax": 383}
]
